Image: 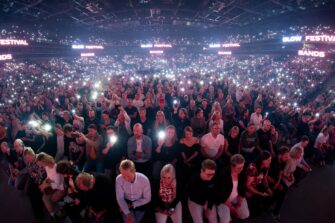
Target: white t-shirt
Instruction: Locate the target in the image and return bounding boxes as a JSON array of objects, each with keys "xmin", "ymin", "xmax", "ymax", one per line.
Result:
[
  {"xmin": 250, "ymin": 112, "xmax": 262, "ymax": 130},
  {"xmin": 227, "ymin": 180, "xmax": 238, "ymax": 203},
  {"xmin": 136, "ymin": 139, "xmax": 143, "ymax": 152},
  {"xmin": 201, "ymin": 133, "xmax": 225, "ymax": 158},
  {"xmin": 45, "ymin": 165, "xmax": 64, "ymax": 190},
  {"xmin": 314, "ymin": 133, "xmax": 329, "ymax": 149}
]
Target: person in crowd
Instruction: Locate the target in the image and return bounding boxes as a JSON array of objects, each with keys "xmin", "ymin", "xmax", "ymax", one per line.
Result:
[
  {"xmin": 314, "ymin": 126, "xmax": 332, "ymax": 166},
  {"xmin": 127, "ymin": 123, "xmax": 152, "ymax": 178},
  {"xmin": 172, "ymin": 108, "xmax": 190, "ymax": 138},
  {"xmin": 153, "ymin": 111, "xmax": 169, "ymax": 138},
  {"xmin": 291, "ymin": 136, "xmax": 312, "ymax": 185},
  {"xmin": 75, "ymin": 172, "xmax": 116, "ymax": 223},
  {"xmin": 226, "ymin": 126, "xmax": 240, "ymax": 156},
  {"xmin": 240, "ymin": 123, "xmax": 261, "ymax": 163},
  {"xmin": 190, "ymin": 108, "xmax": 207, "ymax": 137},
  {"xmin": 125, "ymin": 97, "xmax": 139, "ymax": 122},
  {"xmin": 101, "ymin": 125, "xmax": 123, "ymax": 177},
  {"xmin": 36, "ymin": 152, "xmax": 66, "ymax": 218},
  {"xmin": 79, "ymin": 124, "xmax": 104, "ymax": 173},
  {"xmin": 238, "ymin": 109, "xmax": 250, "ymax": 132},
  {"xmin": 188, "ymin": 159, "xmax": 218, "ymax": 223},
  {"xmin": 257, "ymin": 119, "xmax": 275, "ymax": 156},
  {"xmin": 268, "ymin": 146, "xmax": 290, "ymax": 223},
  {"xmin": 100, "ymin": 110, "xmax": 115, "ymax": 134},
  {"xmin": 12, "ymin": 139, "xmax": 30, "ymax": 190},
  {"xmin": 179, "ymin": 126, "xmax": 201, "ymax": 179},
  {"xmin": 114, "ymin": 106, "xmax": 132, "ymax": 143},
  {"xmin": 209, "ymin": 111, "xmax": 224, "ymax": 134},
  {"xmin": 216, "ymin": 154, "xmax": 250, "ymax": 223},
  {"xmin": 23, "ymin": 147, "xmax": 47, "ymax": 222},
  {"xmin": 245, "ymin": 151, "xmax": 273, "ymax": 218},
  {"xmin": 200, "ymin": 122, "xmax": 225, "ymax": 165},
  {"xmin": 153, "ymin": 164, "xmax": 182, "ymax": 223},
  {"xmin": 1, "ymin": 142, "xmax": 18, "ymax": 186},
  {"xmin": 56, "ymin": 160, "xmax": 84, "ymax": 223},
  {"xmin": 116, "ymin": 159, "xmax": 151, "ymax": 223},
  {"xmin": 282, "ymin": 146, "xmax": 303, "ymax": 187},
  {"xmin": 136, "ymin": 107, "xmax": 152, "ymax": 136},
  {"xmin": 250, "ymin": 106, "xmax": 263, "ymax": 130},
  {"xmin": 153, "ymin": 125, "xmax": 179, "ymax": 182}
]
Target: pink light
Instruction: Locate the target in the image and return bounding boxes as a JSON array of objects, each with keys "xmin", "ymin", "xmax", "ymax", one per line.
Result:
[
  {"xmin": 0, "ymin": 54, "xmax": 12, "ymax": 61},
  {"xmin": 221, "ymin": 43, "xmax": 240, "ymax": 48},
  {"xmin": 81, "ymin": 53, "xmax": 95, "ymax": 57},
  {"xmin": 150, "ymin": 50, "xmax": 164, "ymax": 54},
  {"xmin": 298, "ymin": 50, "xmax": 325, "ymax": 58},
  {"xmin": 0, "ymin": 39, "xmax": 28, "ymax": 46},
  {"xmin": 218, "ymin": 51, "xmax": 232, "ymax": 55},
  {"xmin": 85, "ymin": 45, "xmax": 104, "ymax": 49},
  {"xmin": 305, "ymin": 35, "xmax": 335, "ymax": 42},
  {"xmin": 153, "ymin": 44, "xmax": 172, "ymax": 48}
]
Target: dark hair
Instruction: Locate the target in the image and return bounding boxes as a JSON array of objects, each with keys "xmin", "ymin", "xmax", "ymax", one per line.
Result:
[
  {"xmin": 56, "ymin": 160, "xmax": 78, "ymax": 175},
  {"xmin": 63, "ymin": 124, "xmax": 73, "ymax": 133},
  {"xmin": 301, "ymin": 135, "xmax": 309, "ymax": 142},
  {"xmin": 195, "ymin": 108, "xmax": 203, "ymax": 116},
  {"xmin": 278, "ymin": 146, "xmax": 289, "ymax": 155},
  {"xmin": 106, "ymin": 125, "xmax": 117, "ymax": 132},
  {"xmin": 88, "ymin": 124, "xmax": 97, "ymax": 130},
  {"xmin": 201, "ymin": 159, "xmax": 216, "ymax": 171},
  {"xmin": 255, "ymin": 151, "xmax": 272, "ymax": 170}
]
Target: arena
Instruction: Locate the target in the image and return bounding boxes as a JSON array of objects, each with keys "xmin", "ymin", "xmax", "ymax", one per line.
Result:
[{"xmin": 0, "ymin": 1, "xmax": 335, "ymax": 223}]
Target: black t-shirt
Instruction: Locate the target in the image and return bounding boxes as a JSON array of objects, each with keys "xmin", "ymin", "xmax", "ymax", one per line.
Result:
[
  {"xmin": 269, "ymin": 157, "xmax": 286, "ymax": 181},
  {"xmin": 227, "ymin": 135, "xmax": 239, "ymax": 155},
  {"xmin": 188, "ymin": 173, "xmax": 217, "ymax": 208},
  {"xmin": 257, "ymin": 129, "xmax": 272, "ymax": 151},
  {"xmin": 155, "ymin": 141, "xmax": 179, "ymax": 163},
  {"xmin": 84, "ymin": 174, "xmax": 115, "ymax": 212},
  {"xmin": 179, "ymin": 142, "xmax": 200, "ymax": 165},
  {"xmin": 4, "ymin": 149, "xmax": 18, "ymax": 166}
]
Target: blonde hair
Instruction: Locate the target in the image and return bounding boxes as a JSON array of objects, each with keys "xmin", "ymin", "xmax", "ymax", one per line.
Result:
[
  {"xmin": 119, "ymin": 159, "xmax": 136, "ymax": 172},
  {"xmin": 36, "ymin": 152, "xmax": 55, "ymax": 166},
  {"xmin": 160, "ymin": 164, "xmax": 176, "ymax": 188},
  {"xmin": 75, "ymin": 172, "xmax": 94, "ymax": 188}
]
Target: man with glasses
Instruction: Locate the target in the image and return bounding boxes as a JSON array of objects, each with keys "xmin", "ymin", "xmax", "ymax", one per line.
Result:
[{"xmin": 188, "ymin": 159, "xmax": 218, "ymax": 223}]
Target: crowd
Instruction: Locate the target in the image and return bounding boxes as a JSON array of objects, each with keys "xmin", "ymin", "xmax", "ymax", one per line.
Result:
[{"xmin": 0, "ymin": 50, "xmax": 335, "ymax": 223}]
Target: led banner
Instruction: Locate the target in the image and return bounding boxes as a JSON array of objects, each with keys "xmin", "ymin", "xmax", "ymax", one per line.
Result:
[
  {"xmin": 81, "ymin": 53, "xmax": 95, "ymax": 57},
  {"xmin": 153, "ymin": 44, "xmax": 172, "ymax": 48},
  {"xmin": 209, "ymin": 43, "xmax": 240, "ymax": 48},
  {"xmin": 0, "ymin": 39, "xmax": 28, "ymax": 46},
  {"xmin": 305, "ymin": 35, "xmax": 335, "ymax": 42},
  {"xmin": 0, "ymin": 54, "xmax": 12, "ymax": 61},
  {"xmin": 298, "ymin": 50, "xmax": 325, "ymax": 58},
  {"xmin": 72, "ymin": 45, "xmax": 104, "ymax": 49},
  {"xmin": 282, "ymin": 36, "xmax": 302, "ymax": 43},
  {"xmin": 140, "ymin": 44, "xmax": 153, "ymax": 48},
  {"xmin": 221, "ymin": 43, "xmax": 240, "ymax": 48},
  {"xmin": 218, "ymin": 51, "xmax": 232, "ymax": 55},
  {"xmin": 150, "ymin": 50, "xmax": 164, "ymax": 54}
]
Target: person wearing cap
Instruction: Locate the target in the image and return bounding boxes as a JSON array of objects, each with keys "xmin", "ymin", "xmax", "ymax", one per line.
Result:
[{"xmin": 79, "ymin": 124, "xmax": 104, "ymax": 173}]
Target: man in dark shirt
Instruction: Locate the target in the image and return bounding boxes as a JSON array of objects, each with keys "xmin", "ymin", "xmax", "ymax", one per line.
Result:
[
  {"xmin": 125, "ymin": 97, "xmax": 138, "ymax": 123},
  {"xmin": 188, "ymin": 159, "xmax": 218, "ymax": 223},
  {"xmin": 257, "ymin": 120, "xmax": 274, "ymax": 156},
  {"xmin": 268, "ymin": 146, "xmax": 290, "ymax": 223},
  {"xmin": 76, "ymin": 172, "xmax": 116, "ymax": 222}
]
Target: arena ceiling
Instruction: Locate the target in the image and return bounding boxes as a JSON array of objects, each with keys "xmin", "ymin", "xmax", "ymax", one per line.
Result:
[{"xmin": 1, "ymin": 0, "xmax": 335, "ymax": 31}]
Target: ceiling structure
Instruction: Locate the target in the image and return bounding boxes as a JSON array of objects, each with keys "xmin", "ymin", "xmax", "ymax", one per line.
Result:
[{"xmin": 1, "ymin": 0, "xmax": 335, "ymax": 32}]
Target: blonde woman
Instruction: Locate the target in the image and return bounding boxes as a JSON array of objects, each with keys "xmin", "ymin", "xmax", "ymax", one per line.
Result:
[
  {"xmin": 36, "ymin": 152, "xmax": 65, "ymax": 217},
  {"xmin": 154, "ymin": 164, "xmax": 182, "ymax": 223}
]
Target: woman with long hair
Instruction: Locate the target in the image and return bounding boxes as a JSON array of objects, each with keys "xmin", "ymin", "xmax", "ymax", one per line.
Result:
[{"xmin": 153, "ymin": 164, "xmax": 182, "ymax": 223}]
